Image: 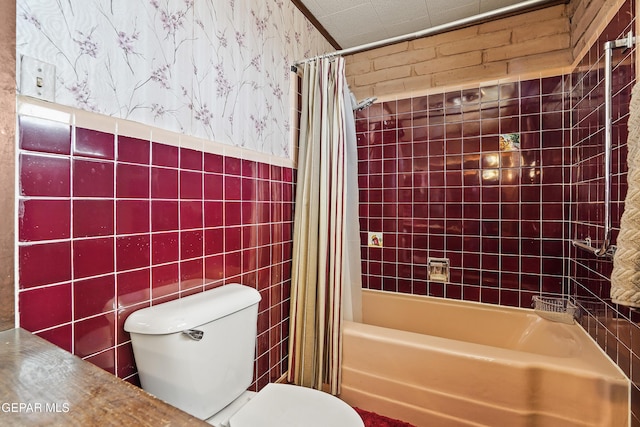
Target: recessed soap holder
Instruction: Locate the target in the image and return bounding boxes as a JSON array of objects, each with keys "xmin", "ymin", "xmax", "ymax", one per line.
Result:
[{"xmin": 427, "ymin": 257, "xmax": 450, "ymax": 283}]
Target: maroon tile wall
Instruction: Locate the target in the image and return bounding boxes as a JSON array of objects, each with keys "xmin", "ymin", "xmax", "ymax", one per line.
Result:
[
  {"xmin": 15, "ymin": 0, "xmax": 639, "ymax": 420},
  {"xmin": 17, "ymin": 115, "xmax": 293, "ymax": 391},
  {"xmin": 569, "ymin": 0, "xmax": 640, "ymax": 423},
  {"xmin": 355, "ymin": 0, "xmax": 639, "ymax": 422},
  {"xmin": 356, "ymin": 76, "xmax": 568, "ymax": 308}
]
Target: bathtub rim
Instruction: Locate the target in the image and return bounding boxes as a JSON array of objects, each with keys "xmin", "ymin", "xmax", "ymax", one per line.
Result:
[{"xmin": 353, "ymin": 289, "xmax": 630, "ymax": 382}]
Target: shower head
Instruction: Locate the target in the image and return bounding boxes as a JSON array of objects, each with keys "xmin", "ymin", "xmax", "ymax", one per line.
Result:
[{"xmin": 354, "ymin": 97, "xmax": 377, "ymax": 111}]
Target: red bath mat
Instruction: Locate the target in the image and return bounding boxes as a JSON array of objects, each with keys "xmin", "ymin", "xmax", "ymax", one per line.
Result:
[{"xmin": 354, "ymin": 407, "xmax": 417, "ymax": 427}]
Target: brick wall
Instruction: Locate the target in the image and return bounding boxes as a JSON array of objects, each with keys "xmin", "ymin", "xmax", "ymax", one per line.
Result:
[
  {"xmin": 345, "ymin": 5, "xmax": 572, "ymax": 100},
  {"xmin": 345, "ymin": 0, "xmax": 628, "ymax": 101},
  {"xmin": 570, "ymin": 0, "xmax": 629, "ymax": 61}
]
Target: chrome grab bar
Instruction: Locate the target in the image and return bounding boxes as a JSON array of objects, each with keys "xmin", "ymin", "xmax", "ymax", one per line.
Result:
[{"xmin": 571, "ymin": 32, "xmax": 635, "ymax": 259}]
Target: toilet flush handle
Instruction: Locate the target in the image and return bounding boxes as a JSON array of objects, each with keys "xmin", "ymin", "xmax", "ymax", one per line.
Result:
[{"xmin": 182, "ymin": 329, "xmax": 204, "ymax": 341}]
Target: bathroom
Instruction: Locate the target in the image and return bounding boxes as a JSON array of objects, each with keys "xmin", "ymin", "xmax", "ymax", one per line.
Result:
[{"xmin": 1, "ymin": 0, "xmax": 639, "ymax": 425}]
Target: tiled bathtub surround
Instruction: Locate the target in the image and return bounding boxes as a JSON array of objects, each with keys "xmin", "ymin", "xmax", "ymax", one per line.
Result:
[
  {"xmin": 568, "ymin": 0, "xmax": 640, "ymax": 422},
  {"xmin": 355, "ymin": 0, "xmax": 640, "ymax": 422},
  {"xmin": 356, "ymin": 76, "xmax": 569, "ymax": 307},
  {"xmin": 17, "ymin": 101, "xmax": 294, "ymax": 389}
]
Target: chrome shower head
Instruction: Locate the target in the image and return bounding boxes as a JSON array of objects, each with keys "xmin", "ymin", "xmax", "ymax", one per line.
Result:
[{"xmin": 354, "ymin": 97, "xmax": 377, "ymax": 111}]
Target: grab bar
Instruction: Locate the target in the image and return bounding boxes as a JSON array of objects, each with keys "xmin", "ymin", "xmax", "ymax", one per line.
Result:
[{"xmin": 571, "ymin": 32, "xmax": 635, "ymax": 259}]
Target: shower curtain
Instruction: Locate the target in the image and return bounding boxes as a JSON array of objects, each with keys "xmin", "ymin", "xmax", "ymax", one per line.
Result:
[{"xmin": 287, "ymin": 56, "xmax": 362, "ymax": 395}]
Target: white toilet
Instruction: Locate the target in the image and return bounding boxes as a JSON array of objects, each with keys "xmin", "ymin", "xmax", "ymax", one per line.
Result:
[{"xmin": 124, "ymin": 283, "xmax": 364, "ymax": 427}]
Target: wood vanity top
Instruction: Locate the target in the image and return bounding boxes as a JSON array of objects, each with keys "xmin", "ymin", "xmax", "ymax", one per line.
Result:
[{"xmin": 0, "ymin": 328, "xmax": 208, "ymax": 426}]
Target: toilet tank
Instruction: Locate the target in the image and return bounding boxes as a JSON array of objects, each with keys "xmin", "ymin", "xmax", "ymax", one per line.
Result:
[{"xmin": 124, "ymin": 284, "xmax": 261, "ymax": 420}]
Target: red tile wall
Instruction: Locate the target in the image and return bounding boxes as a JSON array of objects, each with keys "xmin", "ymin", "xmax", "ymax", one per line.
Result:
[
  {"xmin": 568, "ymin": 0, "xmax": 640, "ymax": 422},
  {"xmin": 356, "ymin": 77, "xmax": 569, "ymax": 308},
  {"xmin": 355, "ymin": 0, "xmax": 639, "ymax": 422},
  {"xmin": 17, "ymin": 116, "xmax": 293, "ymax": 390}
]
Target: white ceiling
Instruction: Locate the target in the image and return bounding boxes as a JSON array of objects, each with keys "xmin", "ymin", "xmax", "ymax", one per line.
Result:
[{"xmin": 298, "ymin": 0, "xmax": 548, "ymax": 49}]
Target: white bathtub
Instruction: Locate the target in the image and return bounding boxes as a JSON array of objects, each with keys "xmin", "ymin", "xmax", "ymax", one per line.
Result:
[{"xmin": 340, "ymin": 290, "xmax": 630, "ymax": 427}]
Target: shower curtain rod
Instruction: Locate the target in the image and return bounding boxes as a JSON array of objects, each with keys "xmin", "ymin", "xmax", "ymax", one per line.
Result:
[{"xmin": 292, "ymin": 0, "xmax": 566, "ymax": 68}]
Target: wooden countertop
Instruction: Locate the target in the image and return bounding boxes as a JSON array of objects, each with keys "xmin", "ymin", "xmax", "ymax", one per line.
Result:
[{"xmin": 0, "ymin": 328, "xmax": 208, "ymax": 426}]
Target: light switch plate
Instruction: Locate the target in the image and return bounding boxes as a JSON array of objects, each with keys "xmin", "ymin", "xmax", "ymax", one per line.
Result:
[{"xmin": 20, "ymin": 56, "xmax": 56, "ymax": 102}]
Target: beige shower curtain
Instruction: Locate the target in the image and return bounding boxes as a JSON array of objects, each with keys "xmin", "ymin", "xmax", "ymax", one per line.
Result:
[{"xmin": 287, "ymin": 56, "xmax": 362, "ymax": 395}]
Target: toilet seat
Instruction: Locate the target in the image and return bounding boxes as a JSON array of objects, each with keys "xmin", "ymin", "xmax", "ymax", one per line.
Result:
[{"xmin": 228, "ymin": 383, "xmax": 364, "ymax": 427}]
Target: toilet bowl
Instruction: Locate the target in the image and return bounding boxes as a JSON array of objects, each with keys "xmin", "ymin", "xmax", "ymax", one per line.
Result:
[
  {"xmin": 124, "ymin": 284, "xmax": 363, "ymax": 427},
  {"xmin": 208, "ymin": 383, "xmax": 363, "ymax": 427}
]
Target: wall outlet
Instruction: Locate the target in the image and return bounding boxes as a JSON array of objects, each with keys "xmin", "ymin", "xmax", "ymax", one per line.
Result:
[{"xmin": 20, "ymin": 56, "xmax": 56, "ymax": 102}]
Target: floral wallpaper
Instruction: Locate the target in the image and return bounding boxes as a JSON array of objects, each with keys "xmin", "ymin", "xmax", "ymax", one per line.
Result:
[{"xmin": 17, "ymin": 0, "xmax": 331, "ymax": 158}]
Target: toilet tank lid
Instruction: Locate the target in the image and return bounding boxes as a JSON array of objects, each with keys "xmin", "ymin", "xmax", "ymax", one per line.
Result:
[{"xmin": 124, "ymin": 284, "xmax": 261, "ymax": 335}]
